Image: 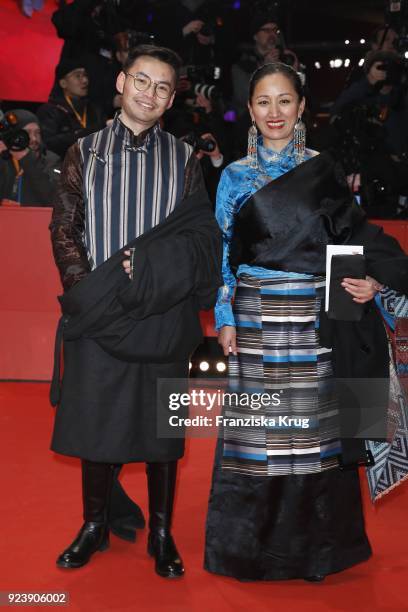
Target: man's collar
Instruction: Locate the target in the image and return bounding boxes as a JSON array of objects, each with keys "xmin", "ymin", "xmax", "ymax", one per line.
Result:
[{"xmin": 112, "ymin": 114, "xmax": 160, "ymax": 151}]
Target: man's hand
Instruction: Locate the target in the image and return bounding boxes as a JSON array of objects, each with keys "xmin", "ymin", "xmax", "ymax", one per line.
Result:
[
  {"xmin": 197, "ymin": 32, "xmax": 214, "ymax": 46},
  {"xmin": 195, "ymin": 133, "xmax": 222, "ymax": 162},
  {"xmin": 176, "ymin": 76, "xmax": 192, "ymax": 95},
  {"xmin": 218, "ymin": 325, "xmax": 237, "ymax": 357},
  {"xmin": 0, "ymin": 140, "xmax": 29, "ymax": 160},
  {"xmin": 195, "ymin": 93, "xmax": 212, "ymax": 114},
  {"xmin": 346, "ymin": 173, "xmax": 361, "ymax": 192},
  {"xmin": 10, "ymin": 148, "xmax": 30, "ymax": 161},
  {"xmin": 122, "ymin": 249, "xmax": 131, "ymax": 277},
  {"xmin": 182, "ymin": 20, "xmax": 204, "ymax": 36},
  {"xmin": 367, "ymin": 62, "xmax": 387, "ymax": 86},
  {"xmin": 263, "ymin": 47, "xmax": 281, "ymax": 63},
  {"xmin": 341, "ymin": 276, "xmax": 383, "ymax": 304}
]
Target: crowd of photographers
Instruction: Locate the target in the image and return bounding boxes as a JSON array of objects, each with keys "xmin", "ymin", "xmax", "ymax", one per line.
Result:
[{"xmin": 2, "ymin": 0, "xmax": 408, "ymax": 218}]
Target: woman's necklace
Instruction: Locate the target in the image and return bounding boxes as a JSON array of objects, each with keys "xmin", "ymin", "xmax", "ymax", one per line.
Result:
[{"xmin": 64, "ymin": 94, "xmax": 87, "ymax": 128}]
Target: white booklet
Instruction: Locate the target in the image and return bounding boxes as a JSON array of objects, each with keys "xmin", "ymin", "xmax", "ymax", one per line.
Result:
[{"xmin": 325, "ymin": 244, "xmax": 364, "ymax": 312}]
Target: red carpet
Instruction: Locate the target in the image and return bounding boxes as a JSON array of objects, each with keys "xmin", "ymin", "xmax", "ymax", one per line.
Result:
[{"xmin": 1, "ymin": 382, "xmax": 407, "ymax": 612}]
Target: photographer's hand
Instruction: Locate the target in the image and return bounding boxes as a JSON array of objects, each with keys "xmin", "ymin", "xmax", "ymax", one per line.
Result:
[
  {"xmin": 195, "ymin": 133, "xmax": 222, "ymax": 164},
  {"xmin": 10, "ymin": 149, "xmax": 30, "ymax": 161},
  {"xmin": 195, "ymin": 93, "xmax": 212, "ymax": 114},
  {"xmin": 197, "ymin": 32, "xmax": 213, "ymax": 46},
  {"xmin": 176, "ymin": 76, "xmax": 192, "ymax": 95},
  {"xmin": 183, "ymin": 20, "xmax": 204, "ymax": 36},
  {"xmin": 263, "ymin": 47, "xmax": 280, "ymax": 63},
  {"xmin": 281, "ymin": 49, "xmax": 300, "ymax": 71},
  {"xmin": 367, "ymin": 63, "xmax": 387, "ymax": 86}
]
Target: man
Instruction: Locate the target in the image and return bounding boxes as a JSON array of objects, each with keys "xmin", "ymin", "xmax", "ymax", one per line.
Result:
[
  {"xmin": 0, "ymin": 109, "xmax": 60, "ymax": 206},
  {"xmin": 49, "ymin": 45, "xmax": 222, "ymax": 578},
  {"xmin": 230, "ymin": 12, "xmax": 301, "ymax": 159},
  {"xmin": 231, "ymin": 12, "xmax": 299, "ymax": 120},
  {"xmin": 330, "ymin": 50, "xmax": 408, "ymax": 215},
  {"xmin": 37, "ymin": 58, "xmax": 105, "ymax": 158}
]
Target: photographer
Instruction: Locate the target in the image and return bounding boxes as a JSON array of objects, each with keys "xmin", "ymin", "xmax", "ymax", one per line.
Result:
[
  {"xmin": 0, "ymin": 110, "xmax": 60, "ymax": 207},
  {"xmin": 231, "ymin": 12, "xmax": 300, "ymax": 120},
  {"xmin": 331, "ymin": 50, "xmax": 408, "ymax": 216},
  {"xmin": 37, "ymin": 59, "xmax": 106, "ymax": 158},
  {"xmin": 154, "ymin": 0, "xmax": 227, "ymax": 67},
  {"xmin": 164, "ymin": 83, "xmax": 227, "ymax": 202},
  {"xmin": 51, "ymin": 0, "xmax": 141, "ymax": 116}
]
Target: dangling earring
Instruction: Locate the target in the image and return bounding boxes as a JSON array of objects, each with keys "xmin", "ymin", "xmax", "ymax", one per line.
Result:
[
  {"xmin": 294, "ymin": 116, "xmax": 306, "ymax": 164},
  {"xmin": 247, "ymin": 120, "xmax": 258, "ymax": 169}
]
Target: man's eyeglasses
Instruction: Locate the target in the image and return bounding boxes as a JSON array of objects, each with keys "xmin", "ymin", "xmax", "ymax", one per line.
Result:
[
  {"xmin": 125, "ymin": 72, "xmax": 174, "ymax": 99},
  {"xmin": 259, "ymin": 26, "xmax": 280, "ymax": 35}
]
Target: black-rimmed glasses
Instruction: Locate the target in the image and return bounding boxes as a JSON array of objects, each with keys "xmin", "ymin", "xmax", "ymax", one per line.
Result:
[{"xmin": 125, "ymin": 72, "xmax": 174, "ymax": 99}]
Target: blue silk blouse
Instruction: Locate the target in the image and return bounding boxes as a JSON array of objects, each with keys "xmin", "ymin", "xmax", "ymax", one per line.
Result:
[{"xmin": 215, "ymin": 138, "xmax": 317, "ymax": 330}]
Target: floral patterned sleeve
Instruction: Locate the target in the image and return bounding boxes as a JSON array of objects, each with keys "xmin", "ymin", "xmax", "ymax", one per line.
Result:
[
  {"xmin": 214, "ymin": 168, "xmax": 238, "ymax": 330},
  {"xmin": 375, "ymin": 286, "xmax": 408, "ymax": 330}
]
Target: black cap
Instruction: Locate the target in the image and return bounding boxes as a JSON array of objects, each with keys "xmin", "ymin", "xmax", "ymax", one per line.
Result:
[
  {"xmin": 250, "ymin": 11, "xmax": 279, "ymax": 37},
  {"xmin": 8, "ymin": 109, "xmax": 39, "ymax": 128},
  {"xmin": 55, "ymin": 57, "xmax": 87, "ymax": 81}
]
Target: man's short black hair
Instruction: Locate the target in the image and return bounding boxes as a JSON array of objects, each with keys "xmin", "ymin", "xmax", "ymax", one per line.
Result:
[{"xmin": 123, "ymin": 45, "xmax": 182, "ymax": 83}]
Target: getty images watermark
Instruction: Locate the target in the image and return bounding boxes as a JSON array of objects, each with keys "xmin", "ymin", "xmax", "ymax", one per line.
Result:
[
  {"xmin": 156, "ymin": 380, "xmax": 313, "ymax": 438},
  {"xmin": 157, "ymin": 377, "xmax": 390, "ymax": 439}
]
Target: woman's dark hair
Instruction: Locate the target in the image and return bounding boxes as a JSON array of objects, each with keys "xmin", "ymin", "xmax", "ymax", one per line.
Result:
[
  {"xmin": 123, "ymin": 44, "xmax": 182, "ymax": 83},
  {"xmin": 248, "ymin": 62, "xmax": 304, "ymax": 101}
]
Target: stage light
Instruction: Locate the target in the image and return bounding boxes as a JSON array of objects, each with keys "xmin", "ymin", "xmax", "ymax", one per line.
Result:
[
  {"xmin": 360, "ymin": 38, "xmax": 366, "ymax": 44},
  {"xmin": 233, "ymin": 0, "xmax": 241, "ymax": 8},
  {"xmin": 329, "ymin": 60, "xmax": 335, "ymax": 68},
  {"xmin": 216, "ymin": 362, "xmax": 227, "ymax": 373},
  {"xmin": 405, "ymin": 51, "xmax": 408, "ymax": 58},
  {"xmin": 344, "ymin": 58, "xmax": 351, "ymax": 67},
  {"xmin": 199, "ymin": 361, "xmax": 210, "ymax": 372},
  {"xmin": 345, "ymin": 39, "xmax": 350, "ymax": 45},
  {"xmin": 189, "ymin": 362, "xmax": 192, "ymax": 370},
  {"xmin": 358, "ymin": 58, "xmax": 365, "ymax": 66},
  {"xmin": 334, "ymin": 59, "xmax": 343, "ymax": 68},
  {"xmin": 314, "ymin": 61, "xmax": 321, "ymax": 69}
]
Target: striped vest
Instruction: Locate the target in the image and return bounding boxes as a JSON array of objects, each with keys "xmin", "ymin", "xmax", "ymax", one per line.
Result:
[{"xmin": 79, "ymin": 117, "xmax": 193, "ymax": 269}]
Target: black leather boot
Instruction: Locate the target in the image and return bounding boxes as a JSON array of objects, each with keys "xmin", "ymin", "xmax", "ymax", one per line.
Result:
[
  {"xmin": 108, "ymin": 465, "xmax": 145, "ymax": 542},
  {"xmin": 146, "ymin": 461, "xmax": 184, "ymax": 578},
  {"xmin": 56, "ymin": 460, "xmax": 113, "ymax": 569}
]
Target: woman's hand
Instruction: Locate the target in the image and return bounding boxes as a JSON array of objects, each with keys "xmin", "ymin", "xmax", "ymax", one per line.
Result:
[
  {"xmin": 341, "ymin": 275, "xmax": 383, "ymax": 304},
  {"xmin": 218, "ymin": 326, "xmax": 237, "ymax": 357}
]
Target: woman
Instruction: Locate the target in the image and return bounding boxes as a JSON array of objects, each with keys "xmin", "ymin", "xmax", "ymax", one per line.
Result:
[{"xmin": 204, "ymin": 62, "xmax": 408, "ymax": 581}]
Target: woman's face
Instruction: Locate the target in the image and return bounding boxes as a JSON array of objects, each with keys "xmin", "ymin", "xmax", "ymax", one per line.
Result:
[{"xmin": 248, "ymin": 72, "xmax": 305, "ymax": 152}]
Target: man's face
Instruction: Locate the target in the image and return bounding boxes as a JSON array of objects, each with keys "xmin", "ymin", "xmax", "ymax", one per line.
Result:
[
  {"xmin": 24, "ymin": 122, "xmax": 42, "ymax": 154},
  {"xmin": 254, "ymin": 22, "xmax": 280, "ymax": 52},
  {"xmin": 116, "ymin": 56, "xmax": 176, "ymax": 131},
  {"xmin": 60, "ymin": 68, "xmax": 89, "ymax": 98}
]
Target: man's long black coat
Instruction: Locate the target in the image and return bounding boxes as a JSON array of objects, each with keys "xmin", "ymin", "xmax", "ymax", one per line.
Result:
[{"xmin": 50, "ymin": 189, "xmax": 222, "ymax": 463}]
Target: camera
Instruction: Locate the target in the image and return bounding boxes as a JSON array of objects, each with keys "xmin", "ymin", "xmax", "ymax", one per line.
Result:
[
  {"xmin": 183, "ymin": 132, "xmax": 216, "ymax": 153},
  {"xmin": 385, "ymin": 0, "xmax": 408, "ymax": 53},
  {"xmin": 200, "ymin": 21, "xmax": 214, "ymax": 38},
  {"xmin": 0, "ymin": 111, "xmax": 29, "ymax": 156},
  {"xmin": 375, "ymin": 59, "xmax": 403, "ymax": 85},
  {"xmin": 128, "ymin": 30, "xmax": 155, "ymax": 48},
  {"xmin": 183, "ymin": 65, "xmax": 221, "ymax": 101}
]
